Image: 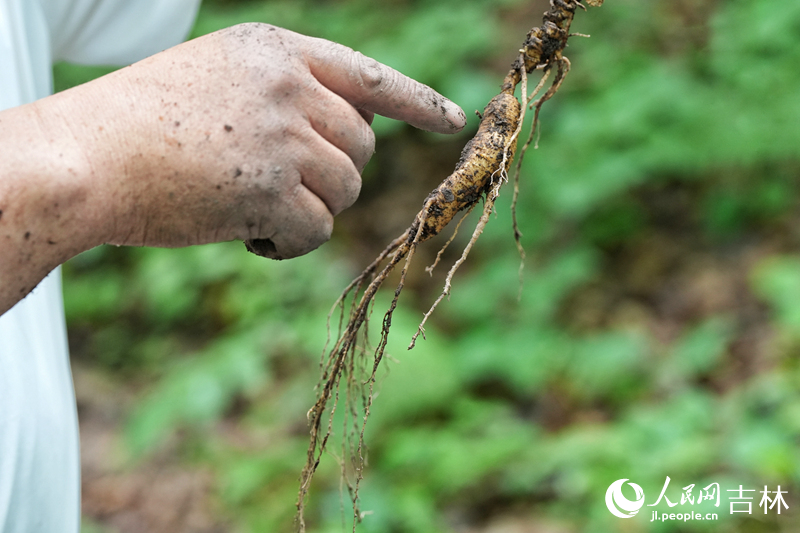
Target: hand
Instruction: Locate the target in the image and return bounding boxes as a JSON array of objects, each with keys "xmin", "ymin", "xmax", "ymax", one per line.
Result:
[
  {"xmin": 61, "ymin": 23, "xmax": 466, "ymax": 258},
  {"xmin": 0, "ymin": 23, "xmax": 466, "ymax": 314}
]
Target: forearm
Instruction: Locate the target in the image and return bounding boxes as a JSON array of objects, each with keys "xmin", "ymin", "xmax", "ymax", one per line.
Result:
[{"xmin": 0, "ymin": 96, "xmax": 107, "ymax": 315}]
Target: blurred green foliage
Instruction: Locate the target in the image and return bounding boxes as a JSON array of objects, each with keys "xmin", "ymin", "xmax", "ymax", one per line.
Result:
[{"xmin": 57, "ymin": 0, "xmax": 800, "ymax": 531}]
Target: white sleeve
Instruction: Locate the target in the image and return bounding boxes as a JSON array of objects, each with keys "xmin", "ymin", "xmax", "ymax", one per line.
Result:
[{"xmin": 39, "ymin": 0, "xmax": 201, "ymax": 65}]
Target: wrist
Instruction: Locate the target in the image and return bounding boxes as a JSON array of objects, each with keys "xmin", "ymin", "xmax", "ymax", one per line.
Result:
[
  {"xmin": 0, "ymin": 94, "xmax": 108, "ymax": 312},
  {"xmin": 28, "ymin": 93, "xmax": 111, "ymax": 252},
  {"xmin": 40, "ymin": 73, "xmax": 154, "ymax": 247}
]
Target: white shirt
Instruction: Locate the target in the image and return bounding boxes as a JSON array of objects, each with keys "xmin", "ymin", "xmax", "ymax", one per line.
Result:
[{"xmin": 0, "ymin": 1, "xmax": 199, "ymax": 531}]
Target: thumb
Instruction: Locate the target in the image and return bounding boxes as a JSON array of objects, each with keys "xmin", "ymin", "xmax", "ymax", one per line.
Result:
[{"xmin": 301, "ymin": 35, "xmax": 466, "ymax": 134}]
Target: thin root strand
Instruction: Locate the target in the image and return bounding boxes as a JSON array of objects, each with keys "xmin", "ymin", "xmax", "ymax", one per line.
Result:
[{"xmin": 295, "ymin": 1, "xmax": 596, "ymax": 529}]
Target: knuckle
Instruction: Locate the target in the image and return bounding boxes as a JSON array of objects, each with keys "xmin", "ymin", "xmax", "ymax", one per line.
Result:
[
  {"xmin": 272, "ymin": 69, "xmax": 303, "ymax": 96},
  {"xmin": 356, "ymin": 122, "xmax": 376, "ymax": 171},
  {"xmin": 293, "ymin": 214, "xmax": 333, "ymax": 257},
  {"xmin": 339, "ymin": 166, "xmax": 362, "ymax": 213},
  {"xmin": 353, "ymin": 52, "xmax": 385, "ymax": 91},
  {"xmin": 363, "ymin": 119, "xmax": 376, "ymax": 148},
  {"xmin": 272, "ymin": 194, "xmax": 334, "ymax": 259},
  {"xmin": 317, "ymin": 162, "xmax": 361, "ymax": 216},
  {"xmin": 318, "ymin": 215, "xmax": 334, "ymax": 243}
]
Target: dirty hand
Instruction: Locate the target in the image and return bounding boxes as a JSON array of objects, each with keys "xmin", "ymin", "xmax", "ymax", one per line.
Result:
[
  {"xmin": 68, "ymin": 23, "xmax": 466, "ymax": 258},
  {"xmin": 0, "ymin": 23, "xmax": 466, "ymax": 314}
]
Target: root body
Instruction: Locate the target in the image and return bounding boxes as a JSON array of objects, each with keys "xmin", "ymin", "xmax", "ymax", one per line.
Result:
[
  {"xmin": 290, "ymin": 1, "xmax": 598, "ymax": 530},
  {"xmin": 414, "ymin": 92, "xmax": 521, "ymax": 243}
]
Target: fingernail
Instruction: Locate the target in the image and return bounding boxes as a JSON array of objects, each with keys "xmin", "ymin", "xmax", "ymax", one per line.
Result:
[{"xmin": 444, "ymin": 100, "xmax": 467, "ymax": 131}]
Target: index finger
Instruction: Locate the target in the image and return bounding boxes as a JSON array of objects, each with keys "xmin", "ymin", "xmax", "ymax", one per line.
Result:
[{"xmin": 301, "ymin": 36, "xmax": 467, "ymax": 134}]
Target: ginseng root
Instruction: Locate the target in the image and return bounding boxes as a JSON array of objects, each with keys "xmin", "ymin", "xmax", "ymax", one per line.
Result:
[{"xmin": 244, "ymin": 1, "xmax": 601, "ymax": 530}]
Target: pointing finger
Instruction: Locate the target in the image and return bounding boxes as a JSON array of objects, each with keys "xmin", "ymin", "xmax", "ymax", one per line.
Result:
[{"xmin": 301, "ymin": 36, "xmax": 467, "ymax": 134}]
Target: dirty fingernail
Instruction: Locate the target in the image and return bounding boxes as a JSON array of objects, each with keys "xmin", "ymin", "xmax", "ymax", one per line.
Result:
[{"xmin": 444, "ymin": 101, "xmax": 467, "ymax": 131}]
